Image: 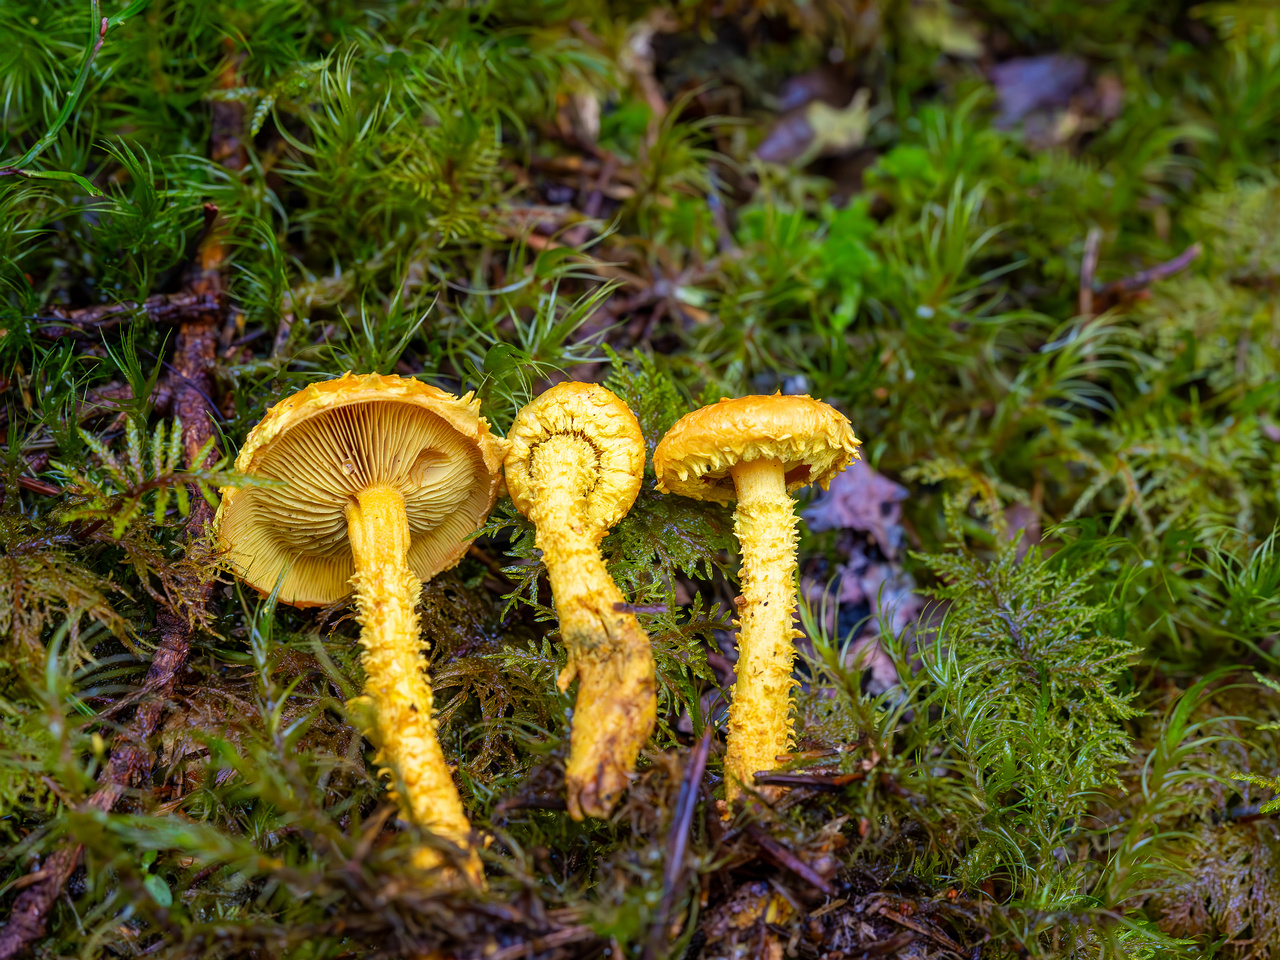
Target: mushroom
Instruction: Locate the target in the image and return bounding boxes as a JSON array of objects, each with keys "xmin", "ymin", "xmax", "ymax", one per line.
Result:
[
  {"xmin": 653, "ymin": 395, "xmax": 860, "ymax": 801},
  {"xmin": 504, "ymin": 382, "xmax": 655, "ymax": 819},
  {"xmin": 216, "ymin": 372, "xmax": 505, "ymax": 883}
]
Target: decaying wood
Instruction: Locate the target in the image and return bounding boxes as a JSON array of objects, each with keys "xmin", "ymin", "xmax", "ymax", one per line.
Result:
[
  {"xmin": 36, "ymin": 292, "xmax": 223, "ymax": 339},
  {"xmin": 0, "ymin": 847, "xmax": 81, "ymax": 960},
  {"xmin": 744, "ymin": 823, "xmax": 836, "ymax": 898},
  {"xmin": 0, "ymin": 194, "xmax": 229, "ymax": 960},
  {"xmin": 1079, "ymin": 234, "xmax": 1202, "ymax": 320}
]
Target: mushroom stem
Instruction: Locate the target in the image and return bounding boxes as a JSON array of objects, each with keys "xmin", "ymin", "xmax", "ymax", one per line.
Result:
[
  {"xmin": 724, "ymin": 457, "xmax": 799, "ymax": 801},
  {"xmin": 528, "ymin": 436, "xmax": 656, "ymax": 820},
  {"xmin": 345, "ymin": 482, "xmax": 481, "ymax": 883}
]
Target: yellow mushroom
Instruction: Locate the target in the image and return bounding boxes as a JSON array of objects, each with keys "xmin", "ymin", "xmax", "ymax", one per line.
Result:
[
  {"xmin": 216, "ymin": 372, "xmax": 505, "ymax": 883},
  {"xmin": 504, "ymin": 382, "xmax": 655, "ymax": 819},
  {"xmin": 653, "ymin": 395, "xmax": 860, "ymax": 801}
]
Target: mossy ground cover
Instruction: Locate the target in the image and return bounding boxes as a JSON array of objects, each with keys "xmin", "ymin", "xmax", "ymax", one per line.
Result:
[{"xmin": 2, "ymin": 1, "xmax": 1280, "ymax": 957}]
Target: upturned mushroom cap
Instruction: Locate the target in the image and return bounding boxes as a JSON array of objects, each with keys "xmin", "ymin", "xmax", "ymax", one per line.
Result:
[
  {"xmin": 217, "ymin": 372, "xmax": 506, "ymax": 606},
  {"xmin": 504, "ymin": 381, "xmax": 645, "ymax": 537},
  {"xmin": 653, "ymin": 394, "xmax": 860, "ymax": 504}
]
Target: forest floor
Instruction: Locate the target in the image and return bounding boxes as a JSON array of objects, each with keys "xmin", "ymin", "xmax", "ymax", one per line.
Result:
[{"xmin": 2, "ymin": 1, "xmax": 1280, "ymax": 958}]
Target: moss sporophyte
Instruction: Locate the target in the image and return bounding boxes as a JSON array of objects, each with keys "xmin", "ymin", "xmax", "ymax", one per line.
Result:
[{"xmin": 215, "ymin": 372, "xmax": 506, "ymax": 885}]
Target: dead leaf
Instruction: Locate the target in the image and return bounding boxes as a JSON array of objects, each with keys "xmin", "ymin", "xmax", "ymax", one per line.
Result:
[
  {"xmin": 802, "ymin": 459, "xmax": 909, "ymax": 557},
  {"xmin": 909, "ymin": 0, "xmax": 984, "ymax": 58},
  {"xmin": 990, "ymin": 54, "xmax": 1088, "ymax": 127},
  {"xmin": 775, "ymin": 68, "xmax": 854, "ymax": 112},
  {"xmin": 800, "ymin": 542, "xmax": 917, "ymax": 693},
  {"xmin": 700, "ymin": 880, "xmax": 794, "ymax": 960},
  {"xmin": 756, "ymin": 109, "xmax": 817, "ymax": 165},
  {"xmin": 757, "ymin": 89, "xmax": 872, "ymax": 166}
]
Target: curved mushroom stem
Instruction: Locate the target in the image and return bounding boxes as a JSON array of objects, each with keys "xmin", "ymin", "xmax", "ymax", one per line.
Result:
[
  {"xmin": 528, "ymin": 435, "xmax": 656, "ymax": 820},
  {"xmin": 346, "ymin": 482, "xmax": 482, "ymax": 884},
  {"xmin": 724, "ymin": 457, "xmax": 799, "ymax": 802}
]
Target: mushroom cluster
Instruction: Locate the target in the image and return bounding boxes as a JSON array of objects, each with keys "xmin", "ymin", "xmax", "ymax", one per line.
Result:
[{"xmin": 218, "ymin": 374, "xmax": 858, "ymax": 884}]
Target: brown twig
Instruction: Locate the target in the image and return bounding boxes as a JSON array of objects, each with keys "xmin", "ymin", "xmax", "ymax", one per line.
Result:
[
  {"xmin": 1225, "ymin": 802, "xmax": 1280, "ymax": 824},
  {"xmin": 1093, "ymin": 242, "xmax": 1202, "ymax": 313},
  {"xmin": 0, "ymin": 847, "xmax": 79, "ymax": 959},
  {"xmin": 644, "ymin": 728, "xmax": 713, "ymax": 960},
  {"xmin": 35, "ymin": 292, "xmax": 223, "ymax": 340},
  {"xmin": 744, "ymin": 824, "xmax": 835, "ymax": 898},
  {"xmin": 16, "ymin": 477, "xmax": 61, "ymax": 497},
  {"xmin": 751, "ymin": 771, "xmax": 865, "ymax": 792},
  {"xmin": 210, "ymin": 40, "xmax": 248, "ymax": 172},
  {"xmin": 1078, "ymin": 226, "xmax": 1103, "ymax": 317},
  {"xmin": 861, "ymin": 932, "xmax": 918, "ymax": 956},
  {"xmin": 876, "ymin": 905, "xmax": 963, "ymax": 953},
  {"xmin": 1102, "ymin": 241, "xmax": 1203, "ymax": 296},
  {"xmin": 0, "ymin": 769, "xmax": 130, "ymax": 960},
  {"xmin": 486, "ymin": 925, "xmax": 599, "ymax": 960},
  {"xmin": 772, "ymin": 741, "xmax": 864, "ymax": 763},
  {"xmin": 612, "ymin": 601, "xmax": 668, "ymax": 615},
  {"xmin": 560, "ymin": 153, "xmax": 621, "ymax": 247},
  {"xmin": 581, "ymin": 153, "xmax": 618, "ymax": 220}
]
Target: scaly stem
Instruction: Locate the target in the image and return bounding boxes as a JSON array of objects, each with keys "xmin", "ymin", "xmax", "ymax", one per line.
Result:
[
  {"xmin": 346, "ymin": 482, "xmax": 481, "ymax": 884},
  {"xmin": 724, "ymin": 457, "xmax": 798, "ymax": 801},
  {"xmin": 529, "ymin": 435, "xmax": 656, "ymax": 820}
]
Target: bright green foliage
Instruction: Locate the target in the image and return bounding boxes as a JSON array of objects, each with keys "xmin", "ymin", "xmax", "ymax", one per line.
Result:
[
  {"xmin": 790, "ymin": 618, "xmax": 1196, "ymax": 959},
  {"xmin": 61, "ymin": 417, "xmax": 236, "ymax": 537},
  {"xmin": 922, "ymin": 541, "xmax": 1140, "ymax": 888}
]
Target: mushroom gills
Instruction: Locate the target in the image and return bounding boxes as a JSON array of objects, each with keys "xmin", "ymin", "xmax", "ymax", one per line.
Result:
[{"xmin": 226, "ymin": 400, "xmax": 485, "ymax": 603}]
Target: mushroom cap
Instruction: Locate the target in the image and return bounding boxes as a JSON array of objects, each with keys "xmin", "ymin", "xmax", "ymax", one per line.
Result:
[
  {"xmin": 653, "ymin": 394, "xmax": 860, "ymax": 504},
  {"xmin": 504, "ymin": 381, "xmax": 645, "ymax": 535},
  {"xmin": 216, "ymin": 372, "xmax": 507, "ymax": 607}
]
